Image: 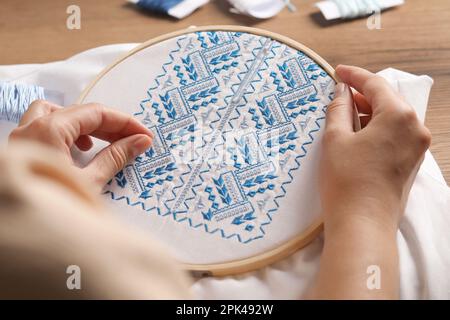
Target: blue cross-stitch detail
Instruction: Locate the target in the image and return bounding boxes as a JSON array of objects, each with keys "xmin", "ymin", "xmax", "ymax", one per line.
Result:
[
  {"xmin": 285, "ymin": 93, "xmax": 319, "ymax": 109},
  {"xmin": 248, "ymin": 107, "xmax": 263, "ymax": 130},
  {"xmin": 278, "ymin": 62, "xmax": 296, "ymax": 88},
  {"xmin": 145, "ymin": 148, "xmax": 155, "ymax": 158},
  {"xmin": 187, "ymin": 86, "xmax": 220, "ymax": 102},
  {"xmin": 270, "ymin": 71, "xmax": 284, "ymax": 92},
  {"xmin": 204, "ymin": 185, "xmax": 220, "ymax": 210},
  {"xmin": 197, "ymin": 32, "xmax": 208, "ymax": 49},
  {"xmin": 143, "ymin": 162, "xmax": 177, "ymax": 179},
  {"xmin": 134, "ymin": 35, "xmax": 187, "ymax": 117},
  {"xmin": 165, "ymin": 124, "xmax": 195, "ymax": 141},
  {"xmin": 257, "ymin": 100, "xmax": 276, "ymax": 126},
  {"xmin": 207, "ymin": 31, "xmax": 220, "ymax": 45},
  {"xmin": 191, "ymin": 97, "xmax": 218, "ymax": 111},
  {"xmin": 159, "ymin": 92, "xmax": 177, "ymax": 120},
  {"xmin": 173, "ymin": 65, "xmax": 187, "ymax": 85},
  {"xmin": 140, "ymin": 189, "xmax": 151, "ymax": 199},
  {"xmin": 212, "ymin": 61, "xmax": 239, "ymax": 74},
  {"xmin": 247, "ymin": 184, "xmax": 276, "ymax": 197},
  {"xmin": 232, "ymin": 212, "xmax": 256, "ymax": 225},
  {"xmin": 245, "ymin": 224, "xmax": 254, "ymax": 231},
  {"xmin": 306, "ymin": 64, "xmax": 319, "ymax": 72},
  {"xmin": 235, "ymin": 137, "xmax": 254, "ymax": 166},
  {"xmin": 145, "ymin": 175, "xmax": 174, "ymax": 190},
  {"xmin": 242, "ymin": 172, "xmax": 277, "ymax": 188},
  {"xmin": 202, "ymin": 209, "xmax": 214, "ymax": 221},
  {"xmin": 209, "ymin": 49, "xmax": 240, "ymax": 65},
  {"xmin": 105, "ymin": 31, "xmax": 335, "ymax": 244}
]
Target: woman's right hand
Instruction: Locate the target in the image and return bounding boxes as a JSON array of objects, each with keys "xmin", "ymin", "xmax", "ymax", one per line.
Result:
[{"xmin": 320, "ymin": 65, "xmax": 431, "ymax": 232}]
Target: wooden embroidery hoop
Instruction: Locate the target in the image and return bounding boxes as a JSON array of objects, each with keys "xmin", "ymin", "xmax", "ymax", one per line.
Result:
[{"xmin": 78, "ymin": 25, "xmax": 337, "ymax": 277}]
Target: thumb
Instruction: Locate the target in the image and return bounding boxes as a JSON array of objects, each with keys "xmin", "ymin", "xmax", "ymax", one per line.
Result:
[
  {"xmin": 86, "ymin": 134, "xmax": 152, "ymax": 189},
  {"xmin": 326, "ymin": 83, "xmax": 354, "ymax": 133}
]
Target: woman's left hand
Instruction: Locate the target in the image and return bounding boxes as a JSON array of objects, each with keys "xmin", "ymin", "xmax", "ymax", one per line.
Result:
[{"xmin": 9, "ymin": 100, "xmax": 153, "ymax": 192}]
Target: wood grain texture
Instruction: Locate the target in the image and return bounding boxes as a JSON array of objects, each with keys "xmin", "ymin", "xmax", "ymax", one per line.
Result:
[{"xmin": 1, "ymin": 0, "xmax": 449, "ymax": 183}]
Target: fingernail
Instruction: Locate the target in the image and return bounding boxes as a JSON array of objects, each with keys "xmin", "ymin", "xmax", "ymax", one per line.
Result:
[
  {"xmin": 334, "ymin": 83, "xmax": 346, "ymax": 98},
  {"xmin": 132, "ymin": 135, "xmax": 152, "ymax": 156}
]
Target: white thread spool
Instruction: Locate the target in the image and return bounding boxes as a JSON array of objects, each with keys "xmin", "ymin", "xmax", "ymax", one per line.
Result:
[
  {"xmin": 332, "ymin": 0, "xmax": 381, "ymax": 19},
  {"xmin": 0, "ymin": 83, "xmax": 45, "ymax": 123},
  {"xmin": 0, "ymin": 82, "xmax": 64, "ymax": 123}
]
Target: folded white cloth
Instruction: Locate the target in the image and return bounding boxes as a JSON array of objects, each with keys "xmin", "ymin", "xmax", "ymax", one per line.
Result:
[{"xmin": 0, "ymin": 43, "xmax": 449, "ymax": 299}]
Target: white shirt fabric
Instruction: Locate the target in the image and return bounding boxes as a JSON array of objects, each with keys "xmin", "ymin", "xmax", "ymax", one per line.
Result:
[{"xmin": 1, "ymin": 43, "xmax": 449, "ymax": 299}]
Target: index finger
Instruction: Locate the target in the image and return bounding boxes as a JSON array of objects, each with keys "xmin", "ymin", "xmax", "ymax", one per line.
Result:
[
  {"xmin": 335, "ymin": 65, "xmax": 403, "ymax": 113},
  {"xmin": 54, "ymin": 103, "xmax": 153, "ymax": 143}
]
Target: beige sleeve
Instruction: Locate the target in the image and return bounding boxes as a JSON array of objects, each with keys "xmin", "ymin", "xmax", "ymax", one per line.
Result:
[{"xmin": 0, "ymin": 141, "xmax": 192, "ymax": 299}]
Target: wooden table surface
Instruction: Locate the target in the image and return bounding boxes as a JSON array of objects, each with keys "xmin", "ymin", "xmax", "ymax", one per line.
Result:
[{"xmin": 1, "ymin": 0, "xmax": 449, "ymax": 183}]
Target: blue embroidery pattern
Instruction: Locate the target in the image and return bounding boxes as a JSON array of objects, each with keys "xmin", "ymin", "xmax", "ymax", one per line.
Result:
[{"xmin": 106, "ymin": 31, "xmax": 335, "ymax": 243}]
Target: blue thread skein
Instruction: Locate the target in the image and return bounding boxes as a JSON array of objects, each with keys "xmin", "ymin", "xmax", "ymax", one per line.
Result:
[
  {"xmin": 134, "ymin": 0, "xmax": 185, "ymax": 14},
  {"xmin": 0, "ymin": 82, "xmax": 46, "ymax": 123}
]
